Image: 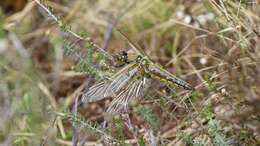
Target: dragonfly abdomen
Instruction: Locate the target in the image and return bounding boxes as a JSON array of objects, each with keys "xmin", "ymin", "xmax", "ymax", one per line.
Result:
[{"xmin": 149, "ymin": 67, "xmax": 194, "ymax": 90}]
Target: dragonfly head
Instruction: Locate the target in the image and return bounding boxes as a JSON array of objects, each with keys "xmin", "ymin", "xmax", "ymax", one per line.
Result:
[
  {"xmin": 114, "ymin": 50, "xmax": 141, "ymax": 67},
  {"xmin": 119, "ymin": 51, "xmax": 129, "ymax": 63},
  {"xmin": 114, "ymin": 51, "xmax": 130, "ymax": 67}
]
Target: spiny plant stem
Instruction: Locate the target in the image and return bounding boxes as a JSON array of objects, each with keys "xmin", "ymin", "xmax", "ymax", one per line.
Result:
[
  {"xmin": 34, "ymin": 0, "xmax": 113, "ymax": 60},
  {"xmin": 62, "ymin": 37, "xmax": 113, "ymax": 78},
  {"xmin": 55, "ymin": 112, "xmax": 123, "ymax": 145}
]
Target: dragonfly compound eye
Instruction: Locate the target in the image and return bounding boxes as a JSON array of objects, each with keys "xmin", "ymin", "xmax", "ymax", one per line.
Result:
[
  {"xmin": 136, "ymin": 55, "xmax": 143, "ymax": 63},
  {"xmin": 122, "ymin": 51, "xmax": 128, "ymax": 56},
  {"xmin": 142, "ymin": 59, "xmax": 148, "ymax": 65},
  {"xmin": 122, "ymin": 51, "xmax": 129, "ymax": 63}
]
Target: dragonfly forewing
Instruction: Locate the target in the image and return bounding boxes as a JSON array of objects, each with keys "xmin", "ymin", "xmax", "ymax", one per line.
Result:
[
  {"xmin": 105, "ymin": 67, "xmax": 138, "ymax": 97},
  {"xmin": 82, "ymin": 80, "xmax": 111, "ymax": 102},
  {"xmin": 82, "ymin": 64, "xmax": 139, "ymax": 103}
]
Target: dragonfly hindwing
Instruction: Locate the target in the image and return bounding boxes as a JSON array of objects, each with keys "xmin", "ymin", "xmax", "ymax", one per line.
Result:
[
  {"xmin": 105, "ymin": 67, "xmax": 138, "ymax": 97},
  {"xmin": 106, "ymin": 77, "xmax": 146, "ymax": 113},
  {"xmin": 82, "ymin": 65, "xmax": 138, "ymax": 103}
]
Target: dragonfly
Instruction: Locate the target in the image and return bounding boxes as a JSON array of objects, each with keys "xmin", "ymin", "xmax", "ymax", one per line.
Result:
[{"xmin": 82, "ymin": 30, "xmax": 194, "ymax": 114}]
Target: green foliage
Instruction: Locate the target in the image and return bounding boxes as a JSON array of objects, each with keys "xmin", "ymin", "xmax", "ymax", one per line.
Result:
[
  {"xmin": 189, "ymin": 91, "xmax": 200, "ymax": 102},
  {"xmin": 194, "ymin": 143, "xmax": 204, "ymax": 146},
  {"xmin": 138, "ymin": 136, "xmax": 146, "ymax": 146},
  {"xmin": 142, "ymin": 17, "xmax": 154, "ymax": 30},
  {"xmin": 63, "ymin": 112, "xmax": 99, "ymax": 134},
  {"xmin": 20, "ymin": 93, "xmax": 32, "ymax": 111},
  {"xmin": 20, "ymin": 93, "xmax": 44, "ymax": 130},
  {"xmin": 63, "ymin": 39, "xmax": 81, "ymax": 57},
  {"xmin": 14, "ymin": 138, "xmax": 29, "ymax": 146},
  {"xmin": 0, "ymin": 10, "xmax": 5, "ymax": 38},
  {"xmin": 0, "ymin": 54, "xmax": 54, "ymax": 145},
  {"xmin": 49, "ymin": 34, "xmax": 63, "ymax": 60},
  {"xmin": 135, "ymin": 105, "xmax": 159, "ymax": 132},
  {"xmin": 204, "ymin": 75, "xmax": 217, "ymax": 92},
  {"xmin": 200, "ymin": 104, "xmax": 228, "ymax": 146},
  {"xmin": 58, "ymin": 111, "xmax": 130, "ymax": 145},
  {"xmin": 80, "ymin": 42, "xmax": 96, "ymax": 74},
  {"xmin": 63, "ymin": 38, "xmax": 97, "ymax": 75},
  {"xmin": 79, "ymin": 31, "xmax": 88, "ymax": 38},
  {"xmin": 208, "ymin": 120, "xmax": 228, "ymax": 146},
  {"xmin": 38, "ymin": 0, "xmax": 108, "ymax": 77},
  {"xmin": 200, "ymin": 103, "xmax": 214, "ymax": 120},
  {"xmin": 158, "ymin": 96, "xmax": 167, "ymax": 106},
  {"xmin": 49, "ymin": 34, "xmax": 63, "ymax": 47},
  {"xmin": 114, "ymin": 115, "xmax": 127, "ymax": 145},
  {"xmin": 182, "ymin": 134, "xmax": 204, "ymax": 146},
  {"xmin": 182, "ymin": 134, "xmax": 193, "ymax": 146},
  {"xmin": 60, "ymin": 23, "xmax": 71, "ymax": 33}
]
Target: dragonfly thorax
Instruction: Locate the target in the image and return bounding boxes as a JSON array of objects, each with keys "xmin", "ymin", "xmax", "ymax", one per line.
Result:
[
  {"xmin": 135, "ymin": 56, "xmax": 151, "ymax": 77},
  {"xmin": 135, "ymin": 55, "xmax": 143, "ymax": 63}
]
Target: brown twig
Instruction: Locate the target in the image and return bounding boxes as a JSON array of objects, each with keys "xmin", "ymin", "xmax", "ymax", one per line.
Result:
[
  {"xmin": 72, "ymin": 96, "xmax": 79, "ymax": 146},
  {"xmin": 102, "ymin": 17, "xmax": 118, "ymax": 50},
  {"xmin": 102, "ymin": 1, "xmax": 136, "ymax": 50}
]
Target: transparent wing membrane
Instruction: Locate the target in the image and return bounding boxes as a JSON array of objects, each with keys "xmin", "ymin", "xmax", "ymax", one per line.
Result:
[
  {"xmin": 106, "ymin": 67, "xmax": 138, "ymax": 97},
  {"xmin": 81, "ymin": 80, "xmax": 110, "ymax": 102},
  {"xmin": 106, "ymin": 77, "xmax": 146, "ymax": 113},
  {"xmin": 82, "ymin": 65, "xmax": 138, "ymax": 103}
]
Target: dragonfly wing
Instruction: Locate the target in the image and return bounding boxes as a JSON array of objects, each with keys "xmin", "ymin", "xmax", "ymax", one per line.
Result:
[
  {"xmin": 82, "ymin": 65, "xmax": 139, "ymax": 103},
  {"xmin": 82, "ymin": 80, "xmax": 111, "ymax": 103},
  {"xmin": 105, "ymin": 67, "xmax": 138, "ymax": 97},
  {"xmin": 106, "ymin": 77, "xmax": 146, "ymax": 114},
  {"xmin": 149, "ymin": 65, "xmax": 194, "ymax": 90}
]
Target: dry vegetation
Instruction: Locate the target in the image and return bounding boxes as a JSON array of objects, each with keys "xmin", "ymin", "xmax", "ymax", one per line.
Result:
[{"xmin": 0, "ymin": 0, "xmax": 259, "ymax": 146}]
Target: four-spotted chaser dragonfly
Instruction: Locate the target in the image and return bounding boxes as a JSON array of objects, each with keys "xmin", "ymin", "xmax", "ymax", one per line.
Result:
[{"xmin": 82, "ymin": 30, "xmax": 194, "ymax": 114}]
